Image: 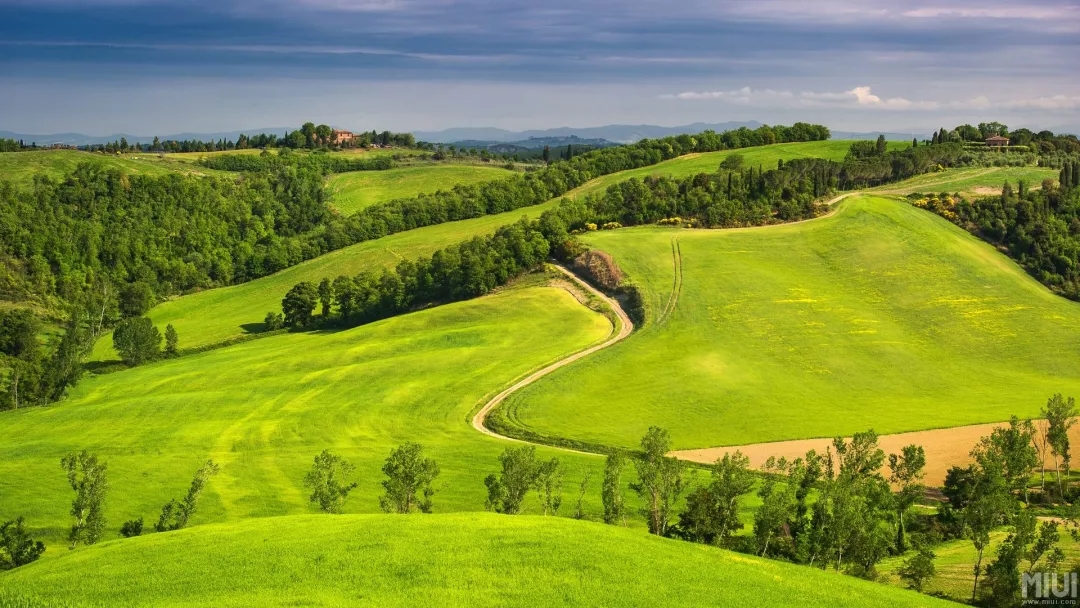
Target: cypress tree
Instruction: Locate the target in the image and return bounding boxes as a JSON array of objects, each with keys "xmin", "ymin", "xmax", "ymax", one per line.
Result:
[
  {"xmin": 912, "ymin": 137, "xmax": 918, "ymax": 148},
  {"xmin": 1073, "ymin": 161, "xmax": 1080, "ymax": 189},
  {"xmin": 931, "ymin": 132, "xmax": 939, "ymax": 145}
]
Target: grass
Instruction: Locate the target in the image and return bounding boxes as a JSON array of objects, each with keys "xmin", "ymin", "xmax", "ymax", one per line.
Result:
[
  {"xmin": 0, "ymin": 513, "xmax": 949, "ymax": 608},
  {"xmin": 566, "ymin": 140, "xmax": 909, "ymax": 199},
  {"xmin": 502, "ymin": 195, "xmax": 1080, "ymax": 451},
  {"xmin": 879, "ymin": 529, "xmax": 1080, "ymax": 602},
  {"xmin": 0, "ymin": 150, "xmax": 233, "ymax": 185},
  {"xmin": 88, "ymin": 199, "xmax": 563, "ymax": 359},
  {"xmin": 3, "ymin": 286, "xmax": 614, "ymax": 548},
  {"xmin": 873, "ymin": 166, "xmax": 1058, "ymax": 197},
  {"xmin": 88, "ymin": 140, "xmax": 883, "ymax": 359},
  {"xmin": 327, "ymin": 163, "xmax": 515, "ymax": 215}
]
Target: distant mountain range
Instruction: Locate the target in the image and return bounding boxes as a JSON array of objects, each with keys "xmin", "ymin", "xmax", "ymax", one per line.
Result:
[
  {"xmin": 450, "ymin": 135, "xmax": 619, "ymax": 152},
  {"xmin": 0, "ymin": 128, "xmax": 289, "ymax": 146},
  {"xmin": 413, "ymin": 122, "xmax": 766, "ymax": 144}
]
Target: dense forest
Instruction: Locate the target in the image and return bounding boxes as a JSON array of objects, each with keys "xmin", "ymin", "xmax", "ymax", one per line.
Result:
[{"xmin": 925, "ymin": 160, "xmax": 1080, "ymax": 299}]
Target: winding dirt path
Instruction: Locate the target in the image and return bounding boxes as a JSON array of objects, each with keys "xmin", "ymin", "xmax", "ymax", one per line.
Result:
[
  {"xmin": 471, "ymin": 265, "xmax": 634, "ymax": 443},
  {"xmin": 470, "ymin": 192, "xmax": 859, "ymax": 448}
]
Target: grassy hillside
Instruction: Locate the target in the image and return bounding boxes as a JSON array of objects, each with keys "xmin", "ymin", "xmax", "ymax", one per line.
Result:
[
  {"xmin": 878, "ymin": 530, "xmax": 1080, "ymax": 602},
  {"xmin": 503, "ymin": 195, "xmax": 1080, "ymax": 451},
  {"xmin": 873, "ymin": 165, "xmax": 1058, "ymax": 196},
  {"xmin": 89, "ymin": 140, "xmax": 886, "ymax": 359},
  {"xmin": 0, "ymin": 150, "xmax": 233, "ymax": 185},
  {"xmin": 327, "ymin": 163, "xmax": 514, "ymax": 215},
  {"xmin": 89, "ymin": 200, "xmax": 563, "ymax": 359},
  {"xmin": 3, "ymin": 286, "xmax": 612, "ymax": 546},
  {"xmin": 568, "ymin": 139, "xmax": 909, "ymax": 200},
  {"xmin": 0, "ymin": 514, "xmax": 948, "ymax": 608}
]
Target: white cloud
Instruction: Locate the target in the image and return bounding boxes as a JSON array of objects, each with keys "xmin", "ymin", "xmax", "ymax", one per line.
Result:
[
  {"xmin": 663, "ymin": 86, "xmax": 939, "ymax": 111},
  {"xmin": 1005, "ymin": 95, "xmax": 1080, "ymax": 110}
]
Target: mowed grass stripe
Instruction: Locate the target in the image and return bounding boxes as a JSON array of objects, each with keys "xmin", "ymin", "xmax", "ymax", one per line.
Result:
[
  {"xmin": 872, "ymin": 165, "xmax": 1058, "ymax": 196},
  {"xmin": 504, "ymin": 195, "xmax": 1080, "ymax": 450},
  {"xmin": 1, "ymin": 287, "xmax": 613, "ymax": 547},
  {"xmin": 0, "ymin": 513, "xmax": 950, "ymax": 608},
  {"xmin": 327, "ymin": 163, "xmax": 516, "ymax": 216}
]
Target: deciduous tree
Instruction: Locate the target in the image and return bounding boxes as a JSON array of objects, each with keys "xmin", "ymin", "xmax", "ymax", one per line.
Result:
[
  {"xmin": 631, "ymin": 427, "xmax": 686, "ymax": 536},
  {"xmin": 304, "ymin": 450, "xmax": 358, "ymax": 514},
  {"xmin": 379, "ymin": 442, "xmax": 439, "ymax": 514},
  {"xmin": 61, "ymin": 450, "xmax": 109, "ymax": 548}
]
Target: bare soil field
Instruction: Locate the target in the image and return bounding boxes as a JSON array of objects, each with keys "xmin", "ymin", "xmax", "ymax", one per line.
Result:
[{"xmin": 673, "ymin": 421, "xmax": 1080, "ymax": 486}]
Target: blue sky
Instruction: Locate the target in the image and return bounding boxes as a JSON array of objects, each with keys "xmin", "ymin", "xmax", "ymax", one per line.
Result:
[{"xmin": 1, "ymin": 0, "xmax": 1079, "ymax": 135}]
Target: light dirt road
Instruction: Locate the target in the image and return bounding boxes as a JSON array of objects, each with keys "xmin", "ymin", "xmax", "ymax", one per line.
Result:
[{"xmin": 470, "ymin": 265, "xmax": 634, "ymax": 445}]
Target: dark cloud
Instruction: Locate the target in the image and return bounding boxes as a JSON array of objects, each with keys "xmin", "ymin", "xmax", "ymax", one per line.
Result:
[{"xmin": 0, "ymin": 0, "xmax": 1077, "ymax": 132}]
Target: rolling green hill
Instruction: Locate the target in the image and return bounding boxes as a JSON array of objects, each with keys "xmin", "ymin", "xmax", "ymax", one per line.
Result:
[
  {"xmin": 89, "ymin": 140, "xmax": 891, "ymax": 359},
  {"xmin": 0, "ymin": 514, "xmax": 948, "ymax": 608},
  {"xmin": 0, "ymin": 150, "xmax": 235, "ymax": 185},
  {"xmin": 872, "ymin": 165, "xmax": 1058, "ymax": 196},
  {"xmin": 567, "ymin": 139, "xmax": 909, "ymax": 199},
  {"xmin": 501, "ymin": 195, "xmax": 1080, "ymax": 451},
  {"xmin": 327, "ymin": 163, "xmax": 515, "ymax": 215},
  {"xmin": 4, "ymin": 286, "xmax": 612, "ymax": 546}
]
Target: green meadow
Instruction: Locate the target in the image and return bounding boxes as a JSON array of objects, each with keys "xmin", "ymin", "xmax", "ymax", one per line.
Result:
[
  {"xmin": 567, "ymin": 139, "xmax": 909, "ymax": 199},
  {"xmin": 327, "ymin": 163, "xmax": 514, "ymax": 215},
  {"xmin": 0, "ymin": 514, "xmax": 948, "ymax": 608},
  {"xmin": 503, "ymin": 195, "xmax": 1080, "ymax": 451},
  {"xmin": 89, "ymin": 140, "xmax": 880, "ymax": 359},
  {"xmin": 88, "ymin": 200, "xmax": 563, "ymax": 359},
  {"xmin": 2, "ymin": 286, "xmax": 613, "ymax": 548},
  {"xmin": 0, "ymin": 150, "xmax": 232, "ymax": 185},
  {"xmin": 879, "ymin": 530, "xmax": 1080, "ymax": 602},
  {"xmin": 873, "ymin": 165, "xmax": 1058, "ymax": 196}
]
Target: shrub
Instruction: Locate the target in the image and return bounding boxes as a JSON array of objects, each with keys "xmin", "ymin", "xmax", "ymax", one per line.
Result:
[
  {"xmin": 120, "ymin": 517, "xmax": 143, "ymax": 538},
  {"xmin": 263, "ymin": 311, "xmax": 285, "ymax": 331}
]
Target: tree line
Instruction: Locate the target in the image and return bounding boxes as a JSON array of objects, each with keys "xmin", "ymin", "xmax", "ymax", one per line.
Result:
[
  {"xmin": 277, "ymin": 140, "xmax": 965, "ymax": 334},
  {"xmin": 198, "ymin": 148, "xmax": 393, "ymax": 173},
  {"xmin": 68, "ymin": 123, "xmax": 420, "ymax": 155},
  {"xmin": 277, "ymin": 157, "xmax": 841, "ymax": 331},
  {"xmin": 930, "ymin": 124, "xmax": 1080, "ymax": 154}
]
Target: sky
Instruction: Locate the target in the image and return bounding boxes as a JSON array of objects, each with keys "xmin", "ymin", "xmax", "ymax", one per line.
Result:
[{"xmin": 1, "ymin": 0, "xmax": 1079, "ymax": 135}]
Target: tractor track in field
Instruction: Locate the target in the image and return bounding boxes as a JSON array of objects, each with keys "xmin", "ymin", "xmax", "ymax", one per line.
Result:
[
  {"xmin": 470, "ymin": 264, "xmax": 634, "ymax": 448},
  {"xmin": 657, "ymin": 238, "xmax": 683, "ymax": 325}
]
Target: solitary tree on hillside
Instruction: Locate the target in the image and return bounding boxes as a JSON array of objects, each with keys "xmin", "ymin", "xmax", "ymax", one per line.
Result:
[
  {"xmin": 61, "ymin": 450, "xmax": 109, "ymax": 548},
  {"xmin": 304, "ymin": 450, "xmax": 358, "ymax": 514},
  {"xmin": 484, "ymin": 445, "xmax": 550, "ymax": 515},
  {"xmin": 631, "ymin": 427, "xmax": 686, "ymax": 536},
  {"xmin": 156, "ymin": 460, "xmax": 220, "ymax": 532},
  {"xmin": 380, "ymin": 442, "xmax": 440, "ymax": 514}
]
